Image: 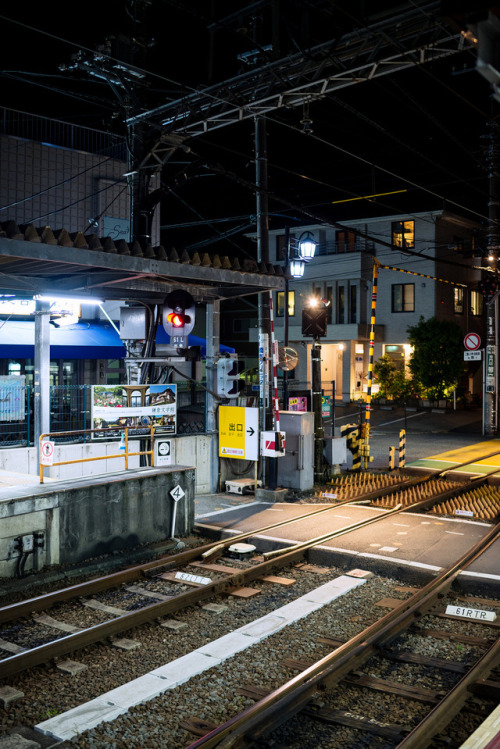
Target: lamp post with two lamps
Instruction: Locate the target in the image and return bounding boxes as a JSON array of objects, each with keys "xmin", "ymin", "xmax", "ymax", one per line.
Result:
[
  {"xmin": 280, "ymin": 228, "xmax": 317, "ymax": 408},
  {"xmin": 268, "ymin": 229, "xmax": 317, "ymax": 491}
]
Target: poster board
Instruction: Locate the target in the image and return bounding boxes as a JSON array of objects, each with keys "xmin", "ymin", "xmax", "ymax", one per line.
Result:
[{"xmin": 91, "ymin": 384, "xmax": 177, "ymax": 438}]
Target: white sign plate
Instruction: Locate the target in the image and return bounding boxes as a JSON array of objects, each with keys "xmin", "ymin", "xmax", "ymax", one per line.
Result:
[
  {"xmin": 40, "ymin": 441, "xmax": 55, "ymax": 466},
  {"xmin": 175, "ymin": 571, "xmax": 211, "ymax": 585},
  {"xmin": 170, "ymin": 484, "xmax": 185, "ymax": 502},
  {"xmin": 464, "ymin": 351, "xmax": 481, "ymax": 361},
  {"xmin": 156, "ymin": 439, "xmax": 172, "ymax": 466},
  {"xmin": 446, "ymin": 605, "xmax": 497, "ymax": 621}
]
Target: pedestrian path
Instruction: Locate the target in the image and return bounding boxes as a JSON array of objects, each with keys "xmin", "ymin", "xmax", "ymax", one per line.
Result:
[{"xmin": 406, "ymin": 438, "xmax": 500, "ymax": 476}]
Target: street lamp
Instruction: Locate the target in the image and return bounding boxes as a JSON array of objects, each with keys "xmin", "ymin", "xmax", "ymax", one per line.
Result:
[{"xmin": 282, "ymin": 228, "xmax": 317, "ymax": 409}]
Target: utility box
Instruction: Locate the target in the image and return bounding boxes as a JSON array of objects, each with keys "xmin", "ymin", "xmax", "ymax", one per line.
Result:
[
  {"xmin": 324, "ymin": 437, "xmax": 347, "ymax": 465},
  {"xmin": 276, "ymin": 411, "xmax": 314, "ymax": 490}
]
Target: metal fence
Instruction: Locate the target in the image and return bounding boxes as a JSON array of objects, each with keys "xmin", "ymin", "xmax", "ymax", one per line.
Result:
[{"xmin": 0, "ymin": 384, "xmax": 208, "ymax": 448}]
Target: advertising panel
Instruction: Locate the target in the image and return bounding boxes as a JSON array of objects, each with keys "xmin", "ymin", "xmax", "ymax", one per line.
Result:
[
  {"xmin": 91, "ymin": 384, "xmax": 177, "ymax": 438},
  {"xmin": 0, "ymin": 375, "xmax": 26, "ymax": 421}
]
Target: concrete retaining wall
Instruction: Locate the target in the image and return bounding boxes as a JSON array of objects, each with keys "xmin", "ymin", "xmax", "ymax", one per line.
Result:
[
  {"xmin": 0, "ymin": 434, "xmax": 212, "ymax": 493},
  {"xmin": 0, "ymin": 466, "xmax": 195, "ymax": 578}
]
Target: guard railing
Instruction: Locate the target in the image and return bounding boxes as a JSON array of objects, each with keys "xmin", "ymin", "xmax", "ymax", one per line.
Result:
[{"xmin": 38, "ymin": 425, "xmax": 158, "ymax": 483}]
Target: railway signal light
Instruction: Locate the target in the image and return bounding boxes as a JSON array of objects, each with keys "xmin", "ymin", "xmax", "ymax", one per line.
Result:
[
  {"xmin": 217, "ymin": 356, "xmax": 245, "ymax": 398},
  {"xmin": 163, "ymin": 290, "xmax": 195, "ymax": 339},
  {"xmin": 302, "ymin": 297, "xmax": 328, "ymax": 338}
]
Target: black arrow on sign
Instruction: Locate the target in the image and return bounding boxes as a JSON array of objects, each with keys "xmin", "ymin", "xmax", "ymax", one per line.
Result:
[{"xmin": 247, "ymin": 427, "xmax": 255, "ymax": 436}]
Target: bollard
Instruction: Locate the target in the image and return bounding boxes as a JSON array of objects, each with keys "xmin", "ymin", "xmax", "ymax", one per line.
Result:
[
  {"xmin": 389, "ymin": 446, "xmax": 395, "ymax": 470},
  {"xmin": 399, "ymin": 429, "xmax": 406, "ymax": 468}
]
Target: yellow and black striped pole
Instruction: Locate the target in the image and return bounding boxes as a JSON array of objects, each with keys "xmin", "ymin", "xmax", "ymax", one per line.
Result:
[
  {"xmin": 399, "ymin": 429, "xmax": 406, "ymax": 468},
  {"xmin": 364, "ymin": 258, "xmax": 380, "ymax": 460}
]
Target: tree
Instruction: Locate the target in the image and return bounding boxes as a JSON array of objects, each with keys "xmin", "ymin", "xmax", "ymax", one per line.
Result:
[
  {"xmin": 373, "ymin": 354, "xmax": 396, "ymax": 399},
  {"xmin": 407, "ymin": 316, "xmax": 464, "ymax": 400}
]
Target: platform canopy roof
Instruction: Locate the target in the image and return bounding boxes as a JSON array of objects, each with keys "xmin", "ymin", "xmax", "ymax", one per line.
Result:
[{"xmin": 0, "ymin": 222, "xmax": 285, "ymax": 305}]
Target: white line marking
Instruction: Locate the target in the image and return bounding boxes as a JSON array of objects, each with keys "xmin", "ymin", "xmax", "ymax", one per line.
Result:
[
  {"xmin": 378, "ymin": 411, "xmax": 427, "ymax": 427},
  {"xmin": 195, "ymin": 501, "xmax": 271, "ymax": 519}
]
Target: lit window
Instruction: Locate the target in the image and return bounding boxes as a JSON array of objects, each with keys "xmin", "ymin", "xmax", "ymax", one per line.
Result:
[
  {"xmin": 454, "ymin": 287, "xmax": 464, "ymax": 314},
  {"xmin": 276, "ymin": 291, "xmax": 295, "ymax": 318},
  {"xmin": 392, "ymin": 220, "xmax": 415, "ymax": 250},
  {"xmin": 470, "ymin": 290, "xmax": 483, "ymax": 316},
  {"xmin": 392, "ymin": 283, "xmax": 415, "ymax": 312},
  {"xmin": 336, "ymin": 229, "xmax": 357, "ymax": 253}
]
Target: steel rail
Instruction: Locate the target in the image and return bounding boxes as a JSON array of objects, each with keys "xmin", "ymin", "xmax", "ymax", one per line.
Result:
[
  {"xmin": 1, "ymin": 454, "xmax": 498, "ymax": 676},
  {"xmin": 396, "ymin": 638, "xmax": 500, "ymax": 748},
  {"xmin": 262, "ymin": 470, "xmax": 495, "ymax": 560},
  {"xmin": 3, "ymin": 444, "xmax": 498, "ymax": 626},
  {"xmin": 184, "ymin": 522, "xmax": 500, "ymax": 749},
  {"xmin": 0, "ymin": 476, "xmax": 422, "ymax": 625}
]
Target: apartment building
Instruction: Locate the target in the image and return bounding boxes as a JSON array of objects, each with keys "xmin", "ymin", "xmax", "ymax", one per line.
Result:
[{"xmin": 268, "ymin": 210, "xmax": 483, "ymax": 402}]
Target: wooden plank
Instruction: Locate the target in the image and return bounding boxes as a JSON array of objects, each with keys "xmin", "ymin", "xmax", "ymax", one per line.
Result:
[
  {"xmin": 236, "ymin": 685, "xmax": 270, "ymax": 701},
  {"xmin": 124, "ymin": 585, "xmax": 173, "ymax": 601},
  {"xmin": 469, "ymin": 679, "xmax": 500, "ymax": 700},
  {"xmin": 228, "ymin": 587, "xmax": 260, "ymax": 598},
  {"xmin": 282, "ymin": 658, "xmax": 315, "ymax": 671},
  {"xmin": 261, "ymin": 575, "xmax": 296, "ymax": 586},
  {"xmin": 0, "ymin": 637, "xmax": 25, "ymax": 654},
  {"xmin": 411, "ymin": 626, "xmax": 494, "ymax": 647},
  {"xmin": 303, "ymin": 707, "xmax": 411, "ymax": 740},
  {"xmin": 456, "ymin": 595, "xmax": 500, "ymax": 608},
  {"xmin": 33, "ymin": 614, "xmax": 81, "ymax": 633},
  {"xmin": 316, "ymin": 637, "xmax": 345, "ymax": 649},
  {"xmin": 81, "ymin": 599, "xmax": 127, "ymax": 616},
  {"xmin": 343, "ymin": 673, "xmax": 441, "ymax": 703},
  {"xmin": 375, "ymin": 597, "xmax": 408, "ymax": 609},
  {"xmin": 189, "ymin": 562, "xmax": 240, "ymax": 575},
  {"xmin": 379, "ymin": 649, "xmax": 467, "ymax": 673},
  {"xmin": 180, "ymin": 717, "xmax": 219, "ymax": 736},
  {"xmin": 158, "ymin": 571, "xmax": 206, "ymax": 587},
  {"xmin": 295, "ymin": 564, "xmax": 329, "ymax": 574}
]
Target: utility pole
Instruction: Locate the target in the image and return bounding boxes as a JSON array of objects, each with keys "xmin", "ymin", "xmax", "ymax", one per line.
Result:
[
  {"xmin": 484, "ymin": 118, "xmax": 500, "ymax": 435},
  {"xmin": 311, "ymin": 338, "xmax": 324, "ymax": 482},
  {"xmin": 255, "ymin": 116, "xmax": 273, "ymax": 486}
]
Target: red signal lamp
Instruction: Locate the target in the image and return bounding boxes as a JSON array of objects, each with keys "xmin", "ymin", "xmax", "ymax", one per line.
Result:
[{"xmin": 166, "ymin": 311, "xmax": 191, "ymax": 328}]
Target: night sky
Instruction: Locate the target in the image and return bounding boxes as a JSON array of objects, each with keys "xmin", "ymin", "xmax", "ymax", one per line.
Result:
[{"xmin": 0, "ymin": 1, "xmax": 496, "ymax": 254}]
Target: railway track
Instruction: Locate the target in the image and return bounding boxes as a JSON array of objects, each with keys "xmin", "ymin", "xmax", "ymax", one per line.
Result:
[
  {"xmin": 181, "ymin": 522, "xmax": 500, "ymax": 749},
  {"xmin": 1, "ymin": 463, "xmax": 499, "ymax": 682}
]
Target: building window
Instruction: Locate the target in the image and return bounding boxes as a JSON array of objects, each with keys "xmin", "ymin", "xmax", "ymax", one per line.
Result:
[
  {"xmin": 392, "ymin": 220, "xmax": 415, "ymax": 250},
  {"xmin": 276, "ymin": 291, "xmax": 295, "ymax": 318},
  {"xmin": 338, "ymin": 285, "xmax": 345, "ymax": 323},
  {"xmin": 454, "ymin": 287, "xmax": 464, "ymax": 314},
  {"xmin": 349, "ymin": 285, "xmax": 357, "ymax": 323},
  {"xmin": 336, "ymin": 229, "xmax": 357, "ymax": 253},
  {"xmin": 326, "ymin": 286, "xmax": 333, "ymax": 323},
  {"xmin": 392, "ymin": 283, "xmax": 415, "ymax": 312},
  {"xmin": 470, "ymin": 290, "xmax": 484, "ymax": 316}
]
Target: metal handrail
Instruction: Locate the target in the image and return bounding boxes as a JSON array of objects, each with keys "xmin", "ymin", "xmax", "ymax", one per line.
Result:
[{"xmin": 38, "ymin": 425, "xmax": 157, "ymax": 483}]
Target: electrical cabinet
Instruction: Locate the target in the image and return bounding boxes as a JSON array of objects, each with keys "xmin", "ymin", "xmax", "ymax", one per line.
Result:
[{"xmin": 276, "ymin": 411, "xmax": 314, "ymax": 490}]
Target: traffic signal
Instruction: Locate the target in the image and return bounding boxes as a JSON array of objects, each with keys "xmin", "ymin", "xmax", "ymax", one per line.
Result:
[
  {"xmin": 163, "ymin": 290, "xmax": 195, "ymax": 338},
  {"xmin": 217, "ymin": 356, "xmax": 245, "ymax": 398},
  {"xmin": 302, "ymin": 301, "xmax": 328, "ymax": 337}
]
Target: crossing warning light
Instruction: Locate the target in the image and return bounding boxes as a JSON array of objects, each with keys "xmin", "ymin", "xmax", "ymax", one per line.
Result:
[
  {"xmin": 302, "ymin": 298, "xmax": 328, "ymax": 338},
  {"xmin": 217, "ymin": 356, "xmax": 245, "ymax": 398},
  {"xmin": 163, "ymin": 290, "xmax": 195, "ymax": 337}
]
